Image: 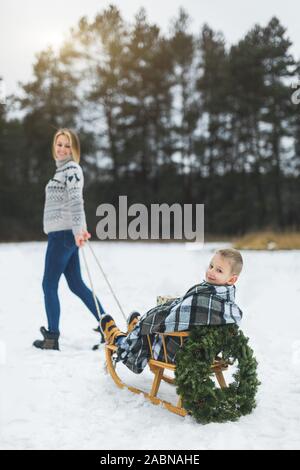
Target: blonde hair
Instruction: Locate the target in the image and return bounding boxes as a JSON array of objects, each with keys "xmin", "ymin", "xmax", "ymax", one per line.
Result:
[
  {"xmin": 216, "ymin": 248, "xmax": 243, "ymax": 276},
  {"xmin": 52, "ymin": 128, "xmax": 80, "ymax": 163}
]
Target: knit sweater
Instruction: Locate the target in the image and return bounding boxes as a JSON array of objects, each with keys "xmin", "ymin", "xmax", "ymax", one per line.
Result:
[{"xmin": 43, "ymin": 157, "xmax": 87, "ymax": 236}]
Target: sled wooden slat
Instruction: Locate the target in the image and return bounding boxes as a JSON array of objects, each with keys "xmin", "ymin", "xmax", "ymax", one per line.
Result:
[
  {"xmin": 149, "ymin": 359, "xmax": 176, "ymax": 371},
  {"xmin": 104, "ymin": 331, "xmax": 229, "ymax": 418},
  {"xmin": 105, "ymin": 342, "xmax": 187, "ymax": 417}
]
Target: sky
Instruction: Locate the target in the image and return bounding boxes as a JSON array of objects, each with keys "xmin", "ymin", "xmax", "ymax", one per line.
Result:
[{"xmin": 1, "ymin": 0, "xmax": 300, "ymax": 97}]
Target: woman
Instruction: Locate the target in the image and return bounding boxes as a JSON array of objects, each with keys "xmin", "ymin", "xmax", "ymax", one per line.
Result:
[{"xmin": 33, "ymin": 128, "xmax": 105, "ymax": 350}]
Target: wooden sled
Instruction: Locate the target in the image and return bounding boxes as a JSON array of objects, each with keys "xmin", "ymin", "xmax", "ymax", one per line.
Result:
[{"xmin": 105, "ymin": 331, "xmax": 229, "ymax": 417}]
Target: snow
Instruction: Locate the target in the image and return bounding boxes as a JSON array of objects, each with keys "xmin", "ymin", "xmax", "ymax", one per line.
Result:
[{"xmin": 0, "ymin": 241, "xmax": 300, "ymax": 450}]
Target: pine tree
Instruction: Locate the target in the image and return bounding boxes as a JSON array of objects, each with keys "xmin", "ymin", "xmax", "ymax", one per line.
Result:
[
  {"xmin": 260, "ymin": 17, "xmax": 296, "ymax": 228},
  {"xmin": 196, "ymin": 25, "xmax": 231, "ymax": 232},
  {"xmin": 228, "ymin": 25, "xmax": 269, "ymax": 230},
  {"xmin": 84, "ymin": 6, "xmax": 127, "ymax": 186},
  {"xmin": 168, "ymin": 8, "xmax": 200, "ymax": 201},
  {"xmin": 119, "ymin": 8, "xmax": 174, "ymax": 201}
]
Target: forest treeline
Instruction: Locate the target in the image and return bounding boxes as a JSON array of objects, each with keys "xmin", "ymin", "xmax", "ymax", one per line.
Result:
[{"xmin": 1, "ymin": 5, "xmax": 300, "ymax": 240}]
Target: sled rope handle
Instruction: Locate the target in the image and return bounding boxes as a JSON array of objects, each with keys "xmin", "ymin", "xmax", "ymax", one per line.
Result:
[
  {"xmin": 81, "ymin": 245, "xmax": 104, "ymax": 330},
  {"xmin": 82, "ymin": 241, "xmax": 127, "ymax": 322}
]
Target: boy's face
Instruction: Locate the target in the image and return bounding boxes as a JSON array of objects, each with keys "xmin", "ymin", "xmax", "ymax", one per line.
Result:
[{"xmin": 205, "ymin": 253, "xmax": 238, "ymax": 286}]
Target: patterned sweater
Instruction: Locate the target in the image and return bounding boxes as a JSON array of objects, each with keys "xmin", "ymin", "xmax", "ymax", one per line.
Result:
[{"xmin": 43, "ymin": 157, "xmax": 87, "ymax": 236}]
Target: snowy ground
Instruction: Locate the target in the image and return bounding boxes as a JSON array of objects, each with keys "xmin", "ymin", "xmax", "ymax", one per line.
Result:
[{"xmin": 0, "ymin": 241, "xmax": 300, "ymax": 450}]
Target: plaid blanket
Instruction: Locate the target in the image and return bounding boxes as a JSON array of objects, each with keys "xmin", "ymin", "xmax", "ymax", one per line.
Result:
[{"xmin": 116, "ymin": 281, "xmax": 243, "ymax": 374}]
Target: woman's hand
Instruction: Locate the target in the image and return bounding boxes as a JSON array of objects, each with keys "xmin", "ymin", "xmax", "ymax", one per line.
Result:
[{"xmin": 75, "ymin": 230, "xmax": 91, "ymax": 247}]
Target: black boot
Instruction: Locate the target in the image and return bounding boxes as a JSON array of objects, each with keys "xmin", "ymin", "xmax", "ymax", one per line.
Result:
[{"xmin": 33, "ymin": 327, "xmax": 60, "ymax": 350}]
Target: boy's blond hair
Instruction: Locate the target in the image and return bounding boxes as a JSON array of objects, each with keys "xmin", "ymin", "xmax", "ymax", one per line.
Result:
[
  {"xmin": 52, "ymin": 128, "xmax": 81, "ymax": 163},
  {"xmin": 216, "ymin": 248, "xmax": 243, "ymax": 276}
]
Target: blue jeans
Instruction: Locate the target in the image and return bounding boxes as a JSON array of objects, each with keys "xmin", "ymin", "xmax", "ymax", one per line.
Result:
[{"xmin": 42, "ymin": 230, "xmax": 105, "ymax": 334}]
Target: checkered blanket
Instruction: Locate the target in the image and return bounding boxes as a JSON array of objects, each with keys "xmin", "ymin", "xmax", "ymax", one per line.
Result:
[{"xmin": 116, "ymin": 281, "xmax": 243, "ymax": 374}]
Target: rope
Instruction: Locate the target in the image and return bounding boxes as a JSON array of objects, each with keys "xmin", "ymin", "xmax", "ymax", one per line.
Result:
[
  {"xmin": 83, "ymin": 240, "xmax": 127, "ymax": 322},
  {"xmin": 81, "ymin": 245, "xmax": 104, "ymax": 333}
]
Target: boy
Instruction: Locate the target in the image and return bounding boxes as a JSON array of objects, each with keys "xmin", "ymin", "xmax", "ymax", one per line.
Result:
[{"xmin": 101, "ymin": 248, "xmax": 243, "ymax": 374}]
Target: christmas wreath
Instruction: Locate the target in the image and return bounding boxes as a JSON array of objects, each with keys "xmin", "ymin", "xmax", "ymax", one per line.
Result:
[{"xmin": 175, "ymin": 324, "xmax": 260, "ymax": 424}]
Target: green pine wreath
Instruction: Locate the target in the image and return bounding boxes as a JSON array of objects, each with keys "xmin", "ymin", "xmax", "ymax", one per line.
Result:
[{"xmin": 175, "ymin": 324, "xmax": 260, "ymax": 424}]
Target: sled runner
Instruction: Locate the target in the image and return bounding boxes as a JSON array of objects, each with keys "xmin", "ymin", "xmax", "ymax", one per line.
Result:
[{"xmin": 105, "ymin": 330, "xmax": 229, "ymax": 417}]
